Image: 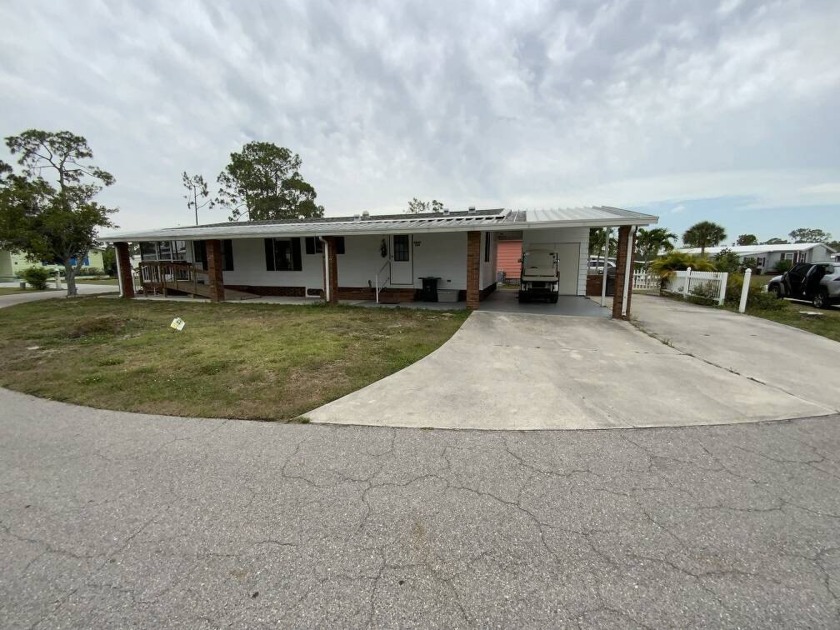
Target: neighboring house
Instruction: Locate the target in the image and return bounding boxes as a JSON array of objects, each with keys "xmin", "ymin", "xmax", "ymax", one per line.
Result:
[
  {"xmin": 102, "ymin": 206, "xmax": 657, "ymax": 318},
  {"xmin": 679, "ymin": 243, "xmax": 836, "ymax": 274},
  {"xmin": 0, "ymin": 248, "xmax": 105, "ymax": 282}
]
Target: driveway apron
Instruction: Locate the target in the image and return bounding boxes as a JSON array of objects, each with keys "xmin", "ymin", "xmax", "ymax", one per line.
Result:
[{"xmin": 308, "ymin": 307, "xmax": 833, "ymax": 429}]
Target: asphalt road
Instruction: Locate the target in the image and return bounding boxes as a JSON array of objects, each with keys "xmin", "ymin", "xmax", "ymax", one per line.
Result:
[{"xmin": 1, "ymin": 388, "xmax": 839, "ymax": 629}]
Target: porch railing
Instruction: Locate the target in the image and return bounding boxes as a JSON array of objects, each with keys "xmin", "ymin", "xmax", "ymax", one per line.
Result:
[
  {"xmin": 375, "ymin": 260, "xmax": 391, "ymax": 304},
  {"xmin": 138, "ymin": 261, "xmax": 210, "ymax": 297}
]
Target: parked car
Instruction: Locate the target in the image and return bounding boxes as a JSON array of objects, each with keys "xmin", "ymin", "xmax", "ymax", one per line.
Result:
[
  {"xmin": 767, "ymin": 262, "xmax": 840, "ymax": 309},
  {"xmin": 587, "ymin": 257, "xmax": 616, "ymax": 275}
]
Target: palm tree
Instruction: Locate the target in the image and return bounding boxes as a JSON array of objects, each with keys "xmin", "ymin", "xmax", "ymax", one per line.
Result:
[
  {"xmin": 682, "ymin": 221, "xmax": 727, "ymax": 256},
  {"xmin": 636, "ymin": 227, "xmax": 677, "ymax": 269},
  {"xmin": 588, "ymin": 228, "xmax": 617, "ymax": 266}
]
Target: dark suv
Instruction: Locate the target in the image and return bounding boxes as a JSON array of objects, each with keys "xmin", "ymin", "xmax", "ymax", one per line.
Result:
[{"xmin": 767, "ymin": 262, "xmax": 840, "ymax": 309}]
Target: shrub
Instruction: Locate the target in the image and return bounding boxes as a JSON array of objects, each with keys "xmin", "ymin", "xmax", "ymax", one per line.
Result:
[
  {"xmin": 748, "ymin": 290, "xmax": 787, "ymax": 311},
  {"xmin": 725, "ymin": 273, "xmax": 786, "ymax": 311},
  {"xmin": 689, "ymin": 281, "xmax": 720, "ymax": 305},
  {"xmin": 19, "ymin": 266, "xmax": 51, "ymax": 290},
  {"xmin": 713, "ymin": 248, "xmax": 741, "ymax": 273},
  {"xmin": 774, "ymin": 259, "xmax": 793, "ymax": 273},
  {"xmin": 79, "ymin": 267, "xmax": 104, "ymax": 276},
  {"xmin": 649, "ymin": 251, "xmax": 717, "ymax": 276}
]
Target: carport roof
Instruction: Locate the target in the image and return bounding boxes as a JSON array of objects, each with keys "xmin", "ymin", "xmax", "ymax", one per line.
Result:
[{"xmin": 101, "ymin": 206, "xmax": 658, "ymax": 242}]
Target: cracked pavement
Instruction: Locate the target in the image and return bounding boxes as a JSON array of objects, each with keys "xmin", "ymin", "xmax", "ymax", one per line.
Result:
[{"xmin": 2, "ymin": 388, "xmax": 839, "ymax": 628}]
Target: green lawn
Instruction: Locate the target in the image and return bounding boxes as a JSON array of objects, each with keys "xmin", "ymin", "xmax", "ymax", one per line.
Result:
[
  {"xmin": 746, "ymin": 299, "xmax": 840, "ymax": 343},
  {"xmin": 0, "ymin": 298, "xmax": 468, "ymax": 420}
]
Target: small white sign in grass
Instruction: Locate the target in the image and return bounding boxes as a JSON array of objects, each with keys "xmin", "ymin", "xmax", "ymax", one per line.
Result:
[{"xmin": 170, "ymin": 317, "xmax": 186, "ymax": 331}]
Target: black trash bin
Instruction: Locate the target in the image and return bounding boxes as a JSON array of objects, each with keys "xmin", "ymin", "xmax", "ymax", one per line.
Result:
[{"xmin": 419, "ymin": 276, "xmax": 440, "ymax": 302}]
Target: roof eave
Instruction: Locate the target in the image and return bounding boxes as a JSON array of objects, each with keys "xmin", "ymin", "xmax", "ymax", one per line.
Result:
[{"xmin": 100, "ymin": 216, "xmax": 658, "ymax": 242}]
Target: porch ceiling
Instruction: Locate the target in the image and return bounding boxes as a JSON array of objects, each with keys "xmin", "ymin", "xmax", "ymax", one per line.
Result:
[{"xmin": 101, "ymin": 206, "xmax": 658, "ymax": 242}]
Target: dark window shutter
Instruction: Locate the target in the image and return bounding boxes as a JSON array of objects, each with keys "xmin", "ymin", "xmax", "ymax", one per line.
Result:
[
  {"xmin": 305, "ymin": 237, "xmax": 315, "ymax": 255},
  {"xmin": 336, "ymin": 237, "xmax": 345, "ymax": 255},
  {"xmin": 264, "ymin": 239, "xmax": 275, "ymax": 271},
  {"xmin": 291, "ymin": 238, "xmax": 302, "ymax": 271}
]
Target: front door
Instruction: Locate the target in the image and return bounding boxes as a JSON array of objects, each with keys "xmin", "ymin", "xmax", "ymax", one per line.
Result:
[{"xmin": 390, "ymin": 235, "xmax": 413, "ymax": 285}]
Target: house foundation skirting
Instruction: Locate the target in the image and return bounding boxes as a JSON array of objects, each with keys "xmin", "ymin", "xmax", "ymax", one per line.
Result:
[{"xmin": 224, "ymin": 285, "xmax": 307, "ymax": 297}]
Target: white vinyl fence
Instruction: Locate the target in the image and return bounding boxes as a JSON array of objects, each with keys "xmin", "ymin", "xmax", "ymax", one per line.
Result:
[
  {"xmin": 633, "ymin": 271, "xmax": 660, "ymax": 291},
  {"xmin": 663, "ymin": 268, "xmax": 729, "ymax": 305}
]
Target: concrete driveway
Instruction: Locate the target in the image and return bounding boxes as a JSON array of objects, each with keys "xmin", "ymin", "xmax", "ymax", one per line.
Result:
[{"xmin": 309, "ymin": 299, "xmax": 836, "ymax": 429}]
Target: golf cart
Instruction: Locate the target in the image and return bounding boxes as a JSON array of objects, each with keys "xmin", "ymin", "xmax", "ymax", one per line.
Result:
[{"xmin": 518, "ymin": 248, "xmax": 559, "ymax": 303}]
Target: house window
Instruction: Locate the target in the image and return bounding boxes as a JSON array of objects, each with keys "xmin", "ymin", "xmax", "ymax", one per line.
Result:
[
  {"xmin": 304, "ymin": 237, "xmax": 345, "ymax": 255},
  {"xmin": 139, "ymin": 240, "xmax": 187, "ymax": 261},
  {"xmin": 392, "ymin": 235, "xmax": 409, "ymax": 262},
  {"xmin": 264, "ymin": 238, "xmax": 302, "ymax": 271},
  {"xmin": 484, "ymin": 233, "xmax": 491, "ymax": 263},
  {"xmin": 193, "ymin": 240, "xmax": 233, "ymax": 271}
]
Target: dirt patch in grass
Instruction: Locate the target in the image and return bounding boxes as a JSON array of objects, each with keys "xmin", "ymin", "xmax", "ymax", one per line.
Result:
[{"xmin": 0, "ymin": 298, "xmax": 469, "ymax": 420}]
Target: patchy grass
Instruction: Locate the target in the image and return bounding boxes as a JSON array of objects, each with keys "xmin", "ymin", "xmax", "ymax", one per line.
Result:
[
  {"xmin": 0, "ymin": 298, "xmax": 469, "ymax": 420},
  {"xmin": 742, "ymin": 299, "xmax": 840, "ymax": 343},
  {"xmin": 0, "ymin": 287, "xmax": 58, "ymax": 296}
]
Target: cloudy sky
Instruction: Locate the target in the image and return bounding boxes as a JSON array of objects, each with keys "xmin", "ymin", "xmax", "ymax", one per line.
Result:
[{"xmin": 1, "ymin": 0, "xmax": 839, "ymax": 244}]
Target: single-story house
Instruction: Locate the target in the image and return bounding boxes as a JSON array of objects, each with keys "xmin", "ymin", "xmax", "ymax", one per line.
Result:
[
  {"xmin": 101, "ymin": 206, "xmax": 657, "ymax": 319},
  {"xmin": 679, "ymin": 243, "xmax": 836, "ymax": 274},
  {"xmin": 0, "ymin": 248, "xmax": 106, "ymax": 282}
]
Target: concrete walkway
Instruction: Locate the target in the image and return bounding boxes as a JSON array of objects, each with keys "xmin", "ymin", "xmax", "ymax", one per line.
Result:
[{"xmin": 309, "ymin": 300, "xmax": 837, "ymax": 429}]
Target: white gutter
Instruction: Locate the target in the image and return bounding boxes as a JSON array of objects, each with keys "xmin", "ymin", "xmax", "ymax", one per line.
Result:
[
  {"xmin": 620, "ymin": 227, "xmax": 636, "ymax": 318},
  {"xmin": 318, "ymin": 236, "xmax": 330, "ymax": 303}
]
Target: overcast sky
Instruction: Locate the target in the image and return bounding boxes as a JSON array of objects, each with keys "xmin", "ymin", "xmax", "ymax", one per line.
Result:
[{"xmin": 2, "ymin": 0, "xmax": 839, "ymax": 244}]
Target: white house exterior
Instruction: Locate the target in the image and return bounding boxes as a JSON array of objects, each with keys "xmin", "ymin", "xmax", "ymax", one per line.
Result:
[
  {"xmin": 679, "ymin": 243, "xmax": 836, "ymax": 273},
  {"xmin": 102, "ymin": 206, "xmax": 657, "ymax": 318}
]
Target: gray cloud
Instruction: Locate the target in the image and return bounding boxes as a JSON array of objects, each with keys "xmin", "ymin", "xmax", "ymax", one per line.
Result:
[{"xmin": 1, "ymin": 0, "xmax": 838, "ymax": 234}]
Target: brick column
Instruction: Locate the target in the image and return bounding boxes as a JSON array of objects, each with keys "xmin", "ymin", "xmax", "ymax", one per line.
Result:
[
  {"xmin": 466, "ymin": 231, "xmax": 481, "ymax": 310},
  {"xmin": 324, "ymin": 237, "xmax": 339, "ymax": 304},
  {"xmin": 115, "ymin": 242, "xmax": 134, "ymax": 299},
  {"xmin": 612, "ymin": 226, "xmax": 636, "ymax": 319},
  {"xmin": 206, "ymin": 239, "xmax": 226, "ymax": 303}
]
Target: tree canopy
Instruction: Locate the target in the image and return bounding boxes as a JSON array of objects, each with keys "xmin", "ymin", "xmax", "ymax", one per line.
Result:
[
  {"xmin": 736, "ymin": 234, "xmax": 758, "ymax": 246},
  {"xmin": 763, "ymin": 237, "xmax": 789, "ymax": 245},
  {"xmin": 682, "ymin": 221, "xmax": 727, "ymax": 255},
  {"xmin": 636, "ymin": 227, "xmax": 677, "ymax": 268},
  {"xmin": 0, "ymin": 130, "xmax": 116, "ymax": 297},
  {"xmin": 788, "ymin": 227, "xmax": 832, "ymax": 243},
  {"xmin": 216, "ymin": 142, "xmax": 324, "ymax": 222},
  {"xmin": 406, "ymin": 198, "xmax": 444, "ymax": 214}
]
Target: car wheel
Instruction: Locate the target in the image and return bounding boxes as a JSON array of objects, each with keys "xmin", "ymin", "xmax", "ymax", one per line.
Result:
[
  {"xmin": 772, "ymin": 284, "xmax": 783, "ymax": 298},
  {"xmin": 813, "ymin": 290, "xmax": 829, "ymax": 309}
]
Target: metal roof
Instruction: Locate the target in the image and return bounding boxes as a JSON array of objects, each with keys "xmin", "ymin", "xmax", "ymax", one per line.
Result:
[
  {"xmin": 100, "ymin": 206, "xmax": 658, "ymax": 242},
  {"xmin": 680, "ymin": 243, "xmax": 836, "ymax": 256}
]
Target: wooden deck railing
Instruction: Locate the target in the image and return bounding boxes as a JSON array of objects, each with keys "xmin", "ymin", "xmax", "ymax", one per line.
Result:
[{"xmin": 138, "ymin": 261, "xmax": 211, "ymax": 297}]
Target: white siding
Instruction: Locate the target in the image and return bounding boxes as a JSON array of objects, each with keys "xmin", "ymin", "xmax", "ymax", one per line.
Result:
[
  {"xmin": 412, "ymin": 232, "xmax": 467, "ymax": 291},
  {"xmin": 222, "ymin": 238, "xmax": 323, "ymax": 291},
  {"xmin": 521, "ymin": 227, "xmax": 588, "ymax": 296}
]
